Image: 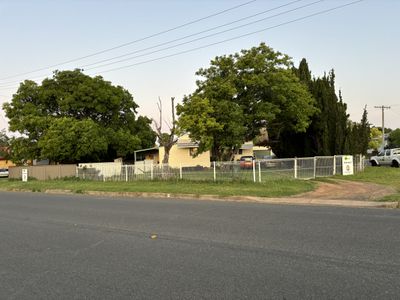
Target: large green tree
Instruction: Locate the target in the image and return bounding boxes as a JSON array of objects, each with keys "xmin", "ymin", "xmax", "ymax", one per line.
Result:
[
  {"xmin": 344, "ymin": 107, "xmax": 370, "ymax": 155},
  {"xmin": 285, "ymin": 59, "xmax": 349, "ymax": 157},
  {"xmin": 3, "ymin": 69, "xmax": 156, "ymax": 164},
  {"xmin": 177, "ymin": 43, "xmax": 316, "ymax": 160},
  {"xmin": 280, "ymin": 59, "xmax": 370, "ymax": 157}
]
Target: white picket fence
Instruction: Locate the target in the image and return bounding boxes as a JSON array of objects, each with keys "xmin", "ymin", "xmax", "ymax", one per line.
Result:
[{"xmin": 76, "ymin": 155, "xmax": 365, "ymax": 182}]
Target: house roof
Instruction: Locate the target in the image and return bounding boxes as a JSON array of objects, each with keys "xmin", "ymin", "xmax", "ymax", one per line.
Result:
[
  {"xmin": 133, "ymin": 147, "xmax": 159, "ymax": 154},
  {"xmin": 240, "ymin": 143, "xmax": 254, "ymax": 150},
  {"xmin": 177, "ymin": 141, "xmax": 199, "ymax": 149}
]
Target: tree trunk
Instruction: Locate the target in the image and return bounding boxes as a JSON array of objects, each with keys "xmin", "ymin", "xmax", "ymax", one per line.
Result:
[{"xmin": 162, "ymin": 144, "xmax": 172, "ymax": 164}]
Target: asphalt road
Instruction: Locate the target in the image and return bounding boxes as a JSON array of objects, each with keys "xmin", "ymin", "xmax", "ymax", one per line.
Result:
[{"xmin": 0, "ymin": 191, "xmax": 399, "ymax": 299}]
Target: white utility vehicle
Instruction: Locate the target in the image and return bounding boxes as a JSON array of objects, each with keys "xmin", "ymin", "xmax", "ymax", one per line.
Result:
[
  {"xmin": 0, "ymin": 168, "xmax": 9, "ymax": 177},
  {"xmin": 370, "ymin": 148, "xmax": 400, "ymax": 167}
]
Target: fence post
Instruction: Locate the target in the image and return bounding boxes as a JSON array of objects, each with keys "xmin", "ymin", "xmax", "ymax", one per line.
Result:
[
  {"xmin": 258, "ymin": 161, "xmax": 261, "ymax": 183},
  {"xmin": 361, "ymin": 154, "xmax": 365, "ymax": 171},
  {"xmin": 252, "ymin": 161, "xmax": 256, "ymax": 183},
  {"xmin": 294, "ymin": 158, "xmax": 297, "ymax": 179},
  {"xmin": 333, "ymin": 155, "xmax": 336, "ymax": 175},
  {"xmin": 125, "ymin": 165, "xmax": 128, "ymax": 182},
  {"xmin": 213, "ymin": 161, "xmax": 216, "ymax": 182},
  {"xmin": 359, "ymin": 154, "xmax": 363, "ymax": 172},
  {"xmin": 151, "ymin": 163, "xmax": 154, "ymax": 180},
  {"xmin": 313, "ymin": 157, "xmax": 317, "ymax": 179},
  {"xmin": 180, "ymin": 164, "xmax": 182, "ymax": 180}
]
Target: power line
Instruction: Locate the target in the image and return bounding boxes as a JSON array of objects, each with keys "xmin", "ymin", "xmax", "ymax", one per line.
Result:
[
  {"xmin": 93, "ymin": 0, "xmax": 365, "ymax": 76},
  {"xmin": 0, "ymin": 0, "xmax": 364, "ymax": 90},
  {"xmin": 0, "ymin": 74, "xmax": 49, "ymax": 90},
  {"xmin": 0, "ymin": 0, "xmax": 306, "ymax": 87},
  {"xmin": 0, "ymin": 0, "xmax": 257, "ymax": 82},
  {"xmin": 84, "ymin": 0, "xmax": 324, "ymax": 72},
  {"xmin": 80, "ymin": 0, "xmax": 307, "ymax": 70}
]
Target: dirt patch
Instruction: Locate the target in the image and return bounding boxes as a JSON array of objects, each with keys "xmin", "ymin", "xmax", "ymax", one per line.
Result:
[{"xmin": 293, "ymin": 180, "xmax": 396, "ymax": 201}]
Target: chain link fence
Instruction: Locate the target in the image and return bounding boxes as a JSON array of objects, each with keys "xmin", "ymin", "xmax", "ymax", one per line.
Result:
[{"xmin": 76, "ymin": 155, "xmax": 365, "ymax": 182}]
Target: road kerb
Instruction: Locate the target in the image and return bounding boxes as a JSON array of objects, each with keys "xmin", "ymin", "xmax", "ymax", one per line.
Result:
[{"xmin": 83, "ymin": 190, "xmax": 398, "ymax": 208}]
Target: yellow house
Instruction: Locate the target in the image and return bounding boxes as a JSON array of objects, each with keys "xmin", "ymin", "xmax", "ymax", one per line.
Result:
[
  {"xmin": 0, "ymin": 159, "xmax": 15, "ymax": 169},
  {"xmin": 134, "ymin": 135, "xmax": 211, "ymax": 168},
  {"xmin": 0, "ymin": 149, "xmax": 15, "ymax": 169},
  {"xmin": 134, "ymin": 136, "xmax": 272, "ymax": 167}
]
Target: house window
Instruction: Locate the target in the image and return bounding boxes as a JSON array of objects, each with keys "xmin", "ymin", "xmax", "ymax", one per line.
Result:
[
  {"xmin": 189, "ymin": 148, "xmax": 198, "ymax": 156},
  {"xmin": 238, "ymin": 149, "xmax": 243, "ymax": 155}
]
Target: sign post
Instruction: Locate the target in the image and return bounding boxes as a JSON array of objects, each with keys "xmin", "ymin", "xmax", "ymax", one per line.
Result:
[
  {"xmin": 342, "ymin": 155, "xmax": 354, "ymax": 176},
  {"xmin": 22, "ymin": 169, "xmax": 28, "ymax": 182}
]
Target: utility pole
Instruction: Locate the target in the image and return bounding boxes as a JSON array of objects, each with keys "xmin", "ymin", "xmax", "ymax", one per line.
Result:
[{"xmin": 374, "ymin": 105, "xmax": 391, "ymax": 150}]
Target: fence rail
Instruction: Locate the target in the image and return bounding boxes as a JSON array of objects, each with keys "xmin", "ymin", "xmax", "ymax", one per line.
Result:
[{"xmin": 76, "ymin": 155, "xmax": 365, "ymax": 183}]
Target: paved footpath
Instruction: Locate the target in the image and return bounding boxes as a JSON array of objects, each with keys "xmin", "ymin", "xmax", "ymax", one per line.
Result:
[{"xmin": 1, "ymin": 191, "xmax": 400, "ymax": 299}]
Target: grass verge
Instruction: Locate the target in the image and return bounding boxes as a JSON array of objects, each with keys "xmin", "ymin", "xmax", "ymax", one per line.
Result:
[{"xmin": 0, "ymin": 177, "xmax": 315, "ymax": 198}]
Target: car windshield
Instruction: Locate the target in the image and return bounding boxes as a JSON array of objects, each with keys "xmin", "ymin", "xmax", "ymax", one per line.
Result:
[{"xmin": 241, "ymin": 157, "xmax": 253, "ymax": 161}]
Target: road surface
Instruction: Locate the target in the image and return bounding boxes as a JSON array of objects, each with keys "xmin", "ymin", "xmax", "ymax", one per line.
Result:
[{"xmin": 0, "ymin": 191, "xmax": 399, "ymax": 299}]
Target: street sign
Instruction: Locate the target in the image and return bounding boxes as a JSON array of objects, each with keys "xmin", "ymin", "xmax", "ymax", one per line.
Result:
[
  {"xmin": 22, "ymin": 169, "xmax": 28, "ymax": 182},
  {"xmin": 342, "ymin": 155, "xmax": 354, "ymax": 176}
]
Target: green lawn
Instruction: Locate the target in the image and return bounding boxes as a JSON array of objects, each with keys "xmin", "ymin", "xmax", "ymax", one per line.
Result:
[
  {"xmin": 1, "ymin": 166, "xmax": 398, "ymax": 201},
  {"xmin": 0, "ymin": 177, "xmax": 315, "ymax": 198}
]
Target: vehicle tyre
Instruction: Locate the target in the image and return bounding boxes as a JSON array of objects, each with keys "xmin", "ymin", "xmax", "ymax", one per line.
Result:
[
  {"xmin": 370, "ymin": 160, "xmax": 378, "ymax": 167},
  {"xmin": 392, "ymin": 160, "xmax": 399, "ymax": 168}
]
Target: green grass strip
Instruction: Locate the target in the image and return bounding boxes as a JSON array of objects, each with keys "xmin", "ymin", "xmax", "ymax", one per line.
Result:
[{"xmin": 0, "ymin": 177, "xmax": 315, "ymax": 198}]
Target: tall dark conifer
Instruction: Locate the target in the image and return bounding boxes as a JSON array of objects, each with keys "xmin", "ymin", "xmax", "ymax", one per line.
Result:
[{"xmin": 278, "ymin": 60, "xmax": 351, "ymax": 157}]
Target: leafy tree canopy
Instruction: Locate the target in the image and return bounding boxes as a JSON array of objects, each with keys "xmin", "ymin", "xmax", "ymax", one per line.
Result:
[
  {"xmin": 388, "ymin": 128, "xmax": 400, "ymax": 148},
  {"xmin": 3, "ymin": 69, "xmax": 156, "ymax": 164},
  {"xmin": 0, "ymin": 130, "xmax": 9, "ymax": 148},
  {"xmin": 368, "ymin": 127, "xmax": 382, "ymax": 151},
  {"xmin": 0, "ymin": 130, "xmax": 10, "ymax": 159},
  {"xmin": 177, "ymin": 43, "xmax": 316, "ymax": 160},
  {"xmin": 279, "ymin": 59, "xmax": 370, "ymax": 157}
]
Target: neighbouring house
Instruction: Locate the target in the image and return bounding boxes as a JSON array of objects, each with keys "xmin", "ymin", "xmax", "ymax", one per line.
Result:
[
  {"xmin": 0, "ymin": 147, "xmax": 15, "ymax": 169},
  {"xmin": 134, "ymin": 135, "xmax": 272, "ymax": 168},
  {"xmin": 134, "ymin": 135, "xmax": 211, "ymax": 168},
  {"xmin": 0, "ymin": 157, "xmax": 14, "ymax": 169},
  {"xmin": 78, "ymin": 159, "xmax": 124, "ymax": 178},
  {"xmin": 233, "ymin": 142, "xmax": 273, "ymax": 161}
]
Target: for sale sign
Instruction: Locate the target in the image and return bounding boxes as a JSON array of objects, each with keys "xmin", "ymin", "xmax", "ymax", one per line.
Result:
[
  {"xmin": 342, "ymin": 155, "xmax": 354, "ymax": 176},
  {"xmin": 22, "ymin": 169, "xmax": 28, "ymax": 182}
]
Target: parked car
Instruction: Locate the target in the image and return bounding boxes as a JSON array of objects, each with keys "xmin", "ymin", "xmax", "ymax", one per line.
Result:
[
  {"xmin": 0, "ymin": 168, "xmax": 9, "ymax": 178},
  {"xmin": 370, "ymin": 148, "xmax": 400, "ymax": 167},
  {"xmin": 239, "ymin": 156, "xmax": 255, "ymax": 169}
]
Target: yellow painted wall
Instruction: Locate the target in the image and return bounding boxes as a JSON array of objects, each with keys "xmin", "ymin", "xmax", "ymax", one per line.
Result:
[
  {"xmin": 159, "ymin": 145, "xmax": 210, "ymax": 168},
  {"xmin": 0, "ymin": 159, "xmax": 15, "ymax": 169},
  {"xmin": 144, "ymin": 153, "xmax": 159, "ymax": 164}
]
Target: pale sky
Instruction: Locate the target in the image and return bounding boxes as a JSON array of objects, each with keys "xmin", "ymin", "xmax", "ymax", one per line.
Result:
[{"xmin": 1, "ymin": 0, "xmax": 399, "ymax": 134}]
